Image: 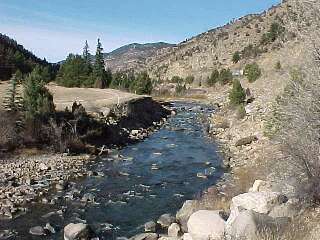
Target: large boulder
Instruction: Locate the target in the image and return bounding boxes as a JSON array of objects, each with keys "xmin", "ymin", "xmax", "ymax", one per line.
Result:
[
  {"xmin": 227, "ymin": 191, "xmax": 287, "ymax": 225},
  {"xmin": 228, "ymin": 210, "xmax": 290, "ymax": 240},
  {"xmin": 64, "ymin": 223, "xmax": 92, "ymax": 240},
  {"xmin": 176, "ymin": 200, "xmax": 200, "ymax": 232},
  {"xmin": 187, "ymin": 210, "xmax": 225, "ymax": 240}
]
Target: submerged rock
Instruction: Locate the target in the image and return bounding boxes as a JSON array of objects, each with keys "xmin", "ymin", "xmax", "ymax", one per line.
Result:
[{"xmin": 29, "ymin": 226, "xmax": 46, "ymax": 236}]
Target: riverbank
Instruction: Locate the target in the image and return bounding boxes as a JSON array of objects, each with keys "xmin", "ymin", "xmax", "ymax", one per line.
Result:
[
  {"xmin": 0, "ymin": 95, "xmax": 172, "ymax": 222},
  {"xmin": 136, "ymin": 78, "xmax": 320, "ymax": 238},
  {"xmin": 0, "ymin": 101, "xmax": 223, "ymax": 239}
]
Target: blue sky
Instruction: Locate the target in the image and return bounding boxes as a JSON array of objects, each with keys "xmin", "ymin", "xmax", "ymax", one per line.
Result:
[{"xmin": 0, "ymin": 0, "xmax": 280, "ymax": 62}]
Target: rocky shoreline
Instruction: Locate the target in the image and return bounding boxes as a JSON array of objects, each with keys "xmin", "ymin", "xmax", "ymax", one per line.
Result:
[
  {"xmin": 125, "ymin": 90, "xmax": 303, "ymax": 240},
  {"xmin": 0, "ymin": 97, "xmax": 173, "ymax": 230}
]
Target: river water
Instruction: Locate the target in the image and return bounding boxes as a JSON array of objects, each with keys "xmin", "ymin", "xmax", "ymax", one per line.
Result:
[{"xmin": 1, "ymin": 102, "xmax": 224, "ymax": 239}]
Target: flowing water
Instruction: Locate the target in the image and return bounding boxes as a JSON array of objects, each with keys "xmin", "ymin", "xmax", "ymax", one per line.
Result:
[{"xmin": 1, "ymin": 102, "xmax": 224, "ymax": 239}]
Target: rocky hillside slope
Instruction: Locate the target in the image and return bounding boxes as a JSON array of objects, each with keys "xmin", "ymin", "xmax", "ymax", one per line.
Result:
[
  {"xmin": 104, "ymin": 42, "xmax": 174, "ymax": 73},
  {"xmin": 146, "ymin": 1, "xmax": 295, "ymax": 82}
]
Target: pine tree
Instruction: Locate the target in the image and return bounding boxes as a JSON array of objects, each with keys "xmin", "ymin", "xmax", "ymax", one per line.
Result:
[
  {"xmin": 93, "ymin": 38, "xmax": 108, "ymax": 88},
  {"xmin": 83, "ymin": 40, "xmax": 90, "ymax": 65},
  {"xmin": 24, "ymin": 68, "xmax": 55, "ymax": 119},
  {"xmin": 3, "ymin": 74, "xmax": 18, "ymax": 111},
  {"xmin": 229, "ymin": 79, "xmax": 246, "ymax": 105}
]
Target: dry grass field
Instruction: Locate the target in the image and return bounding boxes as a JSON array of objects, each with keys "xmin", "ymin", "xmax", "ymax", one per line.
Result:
[{"xmin": 0, "ymin": 81, "xmax": 145, "ymax": 113}]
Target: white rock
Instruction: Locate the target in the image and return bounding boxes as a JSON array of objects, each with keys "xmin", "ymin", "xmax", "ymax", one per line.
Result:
[
  {"xmin": 64, "ymin": 223, "xmax": 90, "ymax": 240},
  {"xmin": 187, "ymin": 210, "xmax": 225, "ymax": 240},
  {"xmin": 183, "ymin": 233, "xmax": 193, "ymax": 240},
  {"xmin": 168, "ymin": 223, "xmax": 180, "ymax": 237},
  {"xmin": 249, "ymin": 180, "xmax": 272, "ymax": 192},
  {"xmin": 227, "ymin": 191, "xmax": 287, "ymax": 225},
  {"xmin": 39, "ymin": 163, "xmax": 48, "ymax": 171},
  {"xmin": 228, "ymin": 210, "xmax": 290, "ymax": 240},
  {"xmin": 176, "ymin": 200, "xmax": 200, "ymax": 232}
]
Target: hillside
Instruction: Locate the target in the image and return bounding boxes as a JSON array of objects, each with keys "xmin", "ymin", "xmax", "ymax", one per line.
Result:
[
  {"xmin": 0, "ymin": 33, "xmax": 49, "ymax": 80},
  {"xmin": 145, "ymin": 1, "xmax": 295, "ymax": 83},
  {"xmin": 104, "ymin": 42, "xmax": 175, "ymax": 73}
]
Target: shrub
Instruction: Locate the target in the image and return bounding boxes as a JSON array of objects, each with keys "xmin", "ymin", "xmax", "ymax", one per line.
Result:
[
  {"xmin": 185, "ymin": 75, "xmax": 195, "ymax": 84},
  {"xmin": 171, "ymin": 76, "xmax": 184, "ymax": 84},
  {"xmin": 207, "ymin": 69, "xmax": 220, "ymax": 87},
  {"xmin": 232, "ymin": 51, "xmax": 241, "ymax": 63},
  {"xmin": 244, "ymin": 63, "xmax": 262, "ymax": 82},
  {"xmin": 229, "ymin": 79, "xmax": 246, "ymax": 105},
  {"xmin": 241, "ymin": 44, "xmax": 262, "ymax": 59},
  {"xmin": 219, "ymin": 69, "xmax": 233, "ymax": 85},
  {"xmin": 275, "ymin": 61, "xmax": 282, "ymax": 70},
  {"xmin": 260, "ymin": 22, "xmax": 285, "ymax": 45},
  {"xmin": 175, "ymin": 83, "xmax": 187, "ymax": 96},
  {"xmin": 130, "ymin": 72, "xmax": 153, "ymax": 95}
]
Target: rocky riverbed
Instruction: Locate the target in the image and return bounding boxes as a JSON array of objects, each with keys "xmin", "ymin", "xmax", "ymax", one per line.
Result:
[{"xmin": 0, "ymin": 102, "xmax": 226, "ymax": 239}]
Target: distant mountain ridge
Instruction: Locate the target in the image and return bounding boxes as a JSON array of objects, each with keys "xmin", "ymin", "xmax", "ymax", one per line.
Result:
[{"xmin": 103, "ymin": 42, "xmax": 175, "ymax": 72}]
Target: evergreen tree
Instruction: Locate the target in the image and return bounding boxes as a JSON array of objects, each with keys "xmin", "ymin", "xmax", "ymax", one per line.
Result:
[
  {"xmin": 56, "ymin": 54, "xmax": 90, "ymax": 87},
  {"xmin": 93, "ymin": 38, "xmax": 108, "ymax": 88},
  {"xmin": 229, "ymin": 79, "xmax": 246, "ymax": 106},
  {"xmin": 3, "ymin": 74, "xmax": 22, "ymax": 111},
  {"xmin": 24, "ymin": 68, "xmax": 55, "ymax": 119},
  {"xmin": 232, "ymin": 51, "xmax": 241, "ymax": 63},
  {"xmin": 83, "ymin": 40, "xmax": 90, "ymax": 65}
]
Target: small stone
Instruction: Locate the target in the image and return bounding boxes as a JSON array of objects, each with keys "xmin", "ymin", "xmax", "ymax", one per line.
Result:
[
  {"xmin": 29, "ymin": 226, "xmax": 46, "ymax": 236},
  {"xmin": 39, "ymin": 163, "xmax": 49, "ymax": 171},
  {"xmin": 45, "ymin": 223, "xmax": 56, "ymax": 234}
]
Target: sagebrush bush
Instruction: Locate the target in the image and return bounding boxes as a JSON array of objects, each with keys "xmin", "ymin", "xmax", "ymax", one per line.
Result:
[{"xmin": 244, "ymin": 63, "xmax": 262, "ymax": 82}]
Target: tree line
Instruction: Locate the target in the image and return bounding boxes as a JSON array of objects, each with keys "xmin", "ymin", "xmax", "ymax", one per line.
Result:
[{"xmin": 56, "ymin": 40, "xmax": 153, "ymax": 95}]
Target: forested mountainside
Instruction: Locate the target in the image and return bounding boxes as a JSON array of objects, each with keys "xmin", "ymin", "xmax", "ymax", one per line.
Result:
[{"xmin": 0, "ymin": 33, "xmax": 49, "ymax": 80}]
